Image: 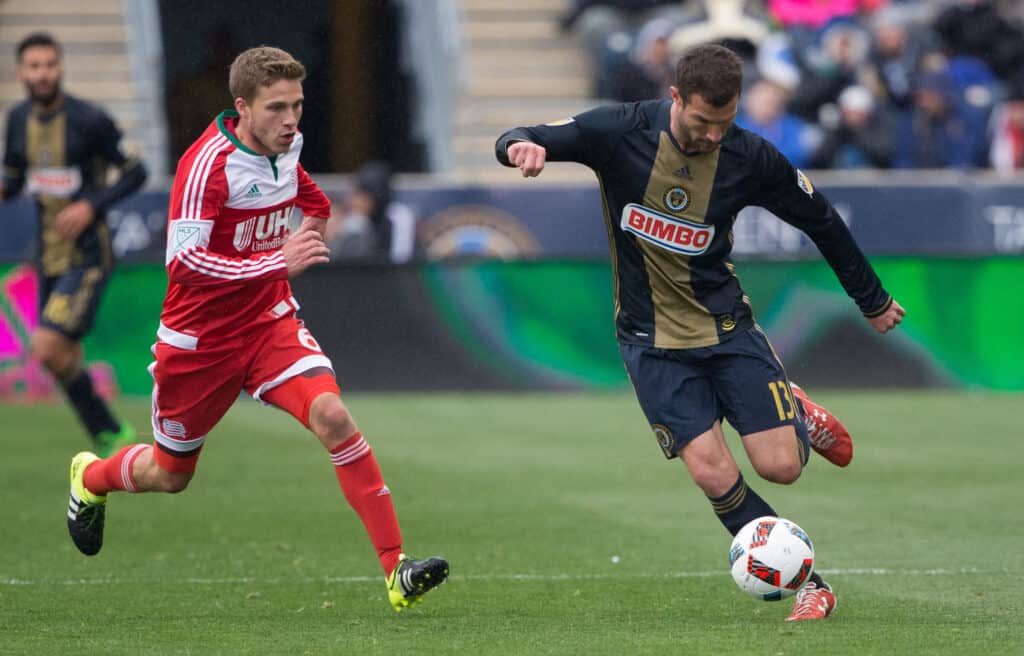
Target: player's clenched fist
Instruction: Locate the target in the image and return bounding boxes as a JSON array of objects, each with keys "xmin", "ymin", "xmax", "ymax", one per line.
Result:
[
  {"xmin": 507, "ymin": 141, "xmax": 547, "ymax": 177},
  {"xmin": 866, "ymin": 299, "xmax": 905, "ymax": 334},
  {"xmin": 283, "ymin": 228, "xmax": 330, "ymax": 277}
]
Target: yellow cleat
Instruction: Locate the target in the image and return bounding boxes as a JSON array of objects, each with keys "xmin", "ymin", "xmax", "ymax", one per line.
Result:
[
  {"xmin": 386, "ymin": 553, "xmax": 449, "ymax": 612},
  {"xmin": 67, "ymin": 452, "xmax": 107, "ymax": 555}
]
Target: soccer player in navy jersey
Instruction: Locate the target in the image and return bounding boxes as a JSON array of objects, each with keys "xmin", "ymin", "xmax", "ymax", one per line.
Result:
[
  {"xmin": 496, "ymin": 44, "xmax": 904, "ymax": 621},
  {"xmin": 2, "ymin": 32, "xmax": 146, "ymax": 456}
]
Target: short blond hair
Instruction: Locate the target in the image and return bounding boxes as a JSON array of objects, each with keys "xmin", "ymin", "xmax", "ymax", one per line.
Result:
[{"xmin": 228, "ymin": 46, "xmax": 305, "ymax": 103}]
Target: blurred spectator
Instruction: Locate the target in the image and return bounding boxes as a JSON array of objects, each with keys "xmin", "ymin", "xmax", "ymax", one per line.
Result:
[
  {"xmin": 607, "ymin": 18, "xmax": 676, "ymax": 101},
  {"xmin": 988, "ymin": 78, "xmax": 1024, "ymax": 173},
  {"xmin": 756, "ymin": 31, "xmax": 803, "ymax": 91},
  {"xmin": 933, "ymin": 0, "xmax": 1024, "ymax": 81},
  {"xmin": 668, "ymin": 0, "xmax": 770, "ymax": 58},
  {"xmin": 893, "ymin": 68, "xmax": 985, "ymax": 168},
  {"xmin": 788, "ymin": 20, "xmax": 872, "ymax": 122},
  {"xmin": 946, "ymin": 55, "xmax": 1000, "ymax": 160},
  {"xmin": 326, "ymin": 162, "xmax": 416, "ymax": 263},
  {"xmin": 559, "ymin": 0, "xmax": 691, "ymax": 97},
  {"xmin": 736, "ymin": 79, "xmax": 818, "ymax": 167},
  {"xmin": 863, "ymin": 7, "xmax": 933, "ymax": 112},
  {"xmin": 810, "ymin": 85, "xmax": 893, "ymax": 168}
]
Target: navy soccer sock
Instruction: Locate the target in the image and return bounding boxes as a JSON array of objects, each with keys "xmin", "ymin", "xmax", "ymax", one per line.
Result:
[
  {"xmin": 60, "ymin": 369, "xmax": 121, "ymax": 437},
  {"xmin": 708, "ymin": 474, "xmax": 777, "ymax": 536}
]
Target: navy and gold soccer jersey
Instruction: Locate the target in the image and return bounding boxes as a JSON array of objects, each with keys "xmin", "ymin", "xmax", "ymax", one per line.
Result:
[
  {"xmin": 2, "ymin": 94, "xmax": 147, "ymax": 277},
  {"xmin": 496, "ymin": 99, "xmax": 891, "ymax": 350}
]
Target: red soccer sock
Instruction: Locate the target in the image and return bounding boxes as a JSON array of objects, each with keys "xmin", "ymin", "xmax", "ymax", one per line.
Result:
[
  {"xmin": 83, "ymin": 444, "xmax": 150, "ymax": 495},
  {"xmin": 329, "ymin": 433, "xmax": 403, "ymax": 575}
]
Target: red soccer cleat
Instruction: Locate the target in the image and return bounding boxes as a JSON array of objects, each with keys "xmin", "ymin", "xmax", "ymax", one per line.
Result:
[
  {"xmin": 786, "ymin": 581, "xmax": 837, "ymax": 621},
  {"xmin": 790, "ymin": 383, "xmax": 853, "ymax": 467}
]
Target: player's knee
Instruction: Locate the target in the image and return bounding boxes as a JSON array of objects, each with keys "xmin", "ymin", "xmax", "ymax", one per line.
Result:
[
  {"xmin": 29, "ymin": 332, "xmax": 61, "ymax": 368},
  {"xmin": 30, "ymin": 331, "xmax": 78, "ymax": 377},
  {"xmin": 687, "ymin": 460, "xmax": 737, "ymax": 497},
  {"xmin": 310, "ymin": 398, "xmax": 356, "ymax": 447},
  {"xmin": 154, "ymin": 470, "xmax": 193, "ymax": 493},
  {"xmin": 753, "ymin": 458, "xmax": 802, "ymax": 485}
]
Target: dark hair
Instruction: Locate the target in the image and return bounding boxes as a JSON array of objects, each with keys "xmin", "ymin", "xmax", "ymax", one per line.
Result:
[
  {"xmin": 16, "ymin": 32, "xmax": 61, "ymax": 61},
  {"xmin": 675, "ymin": 44, "xmax": 742, "ymax": 107}
]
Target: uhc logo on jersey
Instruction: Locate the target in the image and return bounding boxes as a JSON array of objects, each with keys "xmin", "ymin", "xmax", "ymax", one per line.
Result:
[
  {"xmin": 233, "ymin": 206, "xmax": 293, "ymax": 251},
  {"xmin": 620, "ymin": 203, "xmax": 714, "ymax": 255}
]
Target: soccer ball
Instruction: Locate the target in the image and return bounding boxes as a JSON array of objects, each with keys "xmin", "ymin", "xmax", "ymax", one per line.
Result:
[{"xmin": 729, "ymin": 516, "xmax": 815, "ymax": 601}]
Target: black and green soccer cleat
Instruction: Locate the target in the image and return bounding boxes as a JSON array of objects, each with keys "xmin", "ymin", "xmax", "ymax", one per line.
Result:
[
  {"xmin": 385, "ymin": 553, "xmax": 449, "ymax": 612},
  {"xmin": 67, "ymin": 452, "xmax": 107, "ymax": 556}
]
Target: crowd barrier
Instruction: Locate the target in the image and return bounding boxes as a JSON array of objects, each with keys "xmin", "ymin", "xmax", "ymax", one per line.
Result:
[
  {"xmin": 2, "ymin": 174, "xmax": 1024, "ymax": 263},
  {"xmin": 1, "ymin": 257, "xmax": 1020, "ymax": 398}
]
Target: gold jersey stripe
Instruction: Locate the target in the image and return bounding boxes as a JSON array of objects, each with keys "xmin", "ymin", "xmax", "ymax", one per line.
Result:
[{"xmin": 640, "ymin": 132, "xmax": 722, "ymax": 348}]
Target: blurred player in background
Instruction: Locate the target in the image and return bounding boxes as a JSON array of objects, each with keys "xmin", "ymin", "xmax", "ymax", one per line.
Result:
[
  {"xmin": 1, "ymin": 32, "xmax": 146, "ymax": 456},
  {"xmin": 64, "ymin": 46, "xmax": 448, "ymax": 611},
  {"xmin": 496, "ymin": 44, "xmax": 905, "ymax": 622}
]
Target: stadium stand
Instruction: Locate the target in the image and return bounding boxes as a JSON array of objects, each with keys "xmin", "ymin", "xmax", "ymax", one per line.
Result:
[
  {"xmin": 0, "ymin": 0, "xmax": 153, "ymax": 176},
  {"xmin": 453, "ymin": 0, "xmax": 596, "ymax": 183}
]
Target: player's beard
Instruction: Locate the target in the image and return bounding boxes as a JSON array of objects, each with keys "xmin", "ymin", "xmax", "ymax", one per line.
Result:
[
  {"xmin": 677, "ymin": 123, "xmax": 717, "ymax": 154},
  {"xmin": 27, "ymin": 80, "xmax": 61, "ymax": 107},
  {"xmin": 246, "ymin": 119, "xmax": 289, "ymax": 156}
]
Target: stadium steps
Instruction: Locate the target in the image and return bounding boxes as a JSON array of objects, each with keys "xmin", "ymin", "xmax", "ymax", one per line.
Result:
[
  {"xmin": 452, "ymin": 0, "xmax": 596, "ymax": 184},
  {"xmin": 0, "ymin": 0, "xmax": 147, "ymax": 165}
]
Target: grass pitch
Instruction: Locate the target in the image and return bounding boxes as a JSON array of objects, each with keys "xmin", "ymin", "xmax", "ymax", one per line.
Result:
[{"xmin": 2, "ymin": 391, "xmax": 1022, "ymax": 655}]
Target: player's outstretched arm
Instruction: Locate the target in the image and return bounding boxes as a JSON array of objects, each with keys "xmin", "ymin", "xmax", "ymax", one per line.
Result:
[
  {"xmin": 282, "ymin": 228, "xmax": 330, "ymax": 277},
  {"xmin": 866, "ymin": 299, "xmax": 905, "ymax": 334},
  {"xmin": 507, "ymin": 141, "xmax": 547, "ymax": 178}
]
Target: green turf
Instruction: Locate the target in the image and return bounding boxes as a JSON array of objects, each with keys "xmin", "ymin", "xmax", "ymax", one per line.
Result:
[{"xmin": 2, "ymin": 391, "xmax": 1022, "ymax": 655}]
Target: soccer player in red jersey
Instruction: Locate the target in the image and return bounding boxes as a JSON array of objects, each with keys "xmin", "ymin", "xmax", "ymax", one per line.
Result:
[{"xmin": 64, "ymin": 47, "xmax": 448, "ymax": 611}]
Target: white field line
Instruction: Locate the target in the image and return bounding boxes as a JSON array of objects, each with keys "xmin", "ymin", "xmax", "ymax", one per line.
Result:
[{"xmin": 0, "ymin": 567, "xmax": 1010, "ymax": 587}]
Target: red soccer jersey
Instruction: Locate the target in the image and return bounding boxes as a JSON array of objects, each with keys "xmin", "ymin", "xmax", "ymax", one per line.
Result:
[{"xmin": 159, "ymin": 112, "xmax": 330, "ymax": 348}]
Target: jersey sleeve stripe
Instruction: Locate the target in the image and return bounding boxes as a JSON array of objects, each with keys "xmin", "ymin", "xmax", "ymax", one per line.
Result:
[
  {"xmin": 184, "ymin": 249, "xmax": 285, "ymax": 272},
  {"xmin": 178, "ymin": 134, "xmax": 222, "ymax": 218},
  {"xmin": 179, "ymin": 248, "xmax": 284, "ymax": 272},
  {"xmin": 177, "ymin": 256, "xmax": 285, "ymax": 281},
  {"xmin": 180, "ymin": 135, "xmax": 229, "ymax": 219},
  {"xmin": 179, "ymin": 134, "xmax": 225, "ymax": 218},
  {"xmin": 178, "ymin": 251, "xmax": 286, "ymax": 279},
  {"xmin": 190, "ymin": 138, "xmax": 233, "ymax": 219}
]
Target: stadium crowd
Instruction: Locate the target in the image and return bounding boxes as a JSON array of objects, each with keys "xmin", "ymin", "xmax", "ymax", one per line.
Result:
[{"xmin": 561, "ymin": 0, "xmax": 1024, "ymax": 171}]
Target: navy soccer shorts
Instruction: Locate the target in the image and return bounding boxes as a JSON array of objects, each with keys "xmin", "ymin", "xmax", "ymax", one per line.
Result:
[
  {"xmin": 38, "ymin": 265, "xmax": 111, "ymax": 341},
  {"xmin": 620, "ymin": 326, "xmax": 808, "ymax": 459}
]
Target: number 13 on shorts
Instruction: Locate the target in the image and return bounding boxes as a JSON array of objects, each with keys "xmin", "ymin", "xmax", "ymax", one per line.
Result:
[{"xmin": 768, "ymin": 380, "xmax": 795, "ymax": 421}]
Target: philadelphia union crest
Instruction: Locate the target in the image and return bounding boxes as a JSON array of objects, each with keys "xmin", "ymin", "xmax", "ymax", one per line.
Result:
[{"xmin": 664, "ymin": 186, "xmax": 690, "ymax": 212}]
